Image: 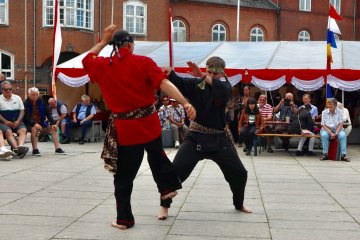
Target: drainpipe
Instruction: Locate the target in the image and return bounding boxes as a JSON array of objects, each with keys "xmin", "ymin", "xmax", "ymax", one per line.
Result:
[
  {"xmin": 276, "ymin": 0, "xmax": 280, "ymax": 41},
  {"xmin": 354, "ymin": 0, "xmax": 357, "ymax": 40},
  {"xmin": 99, "ymin": 0, "xmax": 102, "ymax": 39},
  {"xmin": 33, "ymin": 0, "xmax": 36, "ymax": 86},
  {"xmin": 24, "ymin": 0, "xmax": 28, "ymax": 98}
]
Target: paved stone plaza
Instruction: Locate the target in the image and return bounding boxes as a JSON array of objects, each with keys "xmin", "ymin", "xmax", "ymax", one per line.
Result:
[{"xmin": 0, "ymin": 141, "xmax": 359, "ymax": 240}]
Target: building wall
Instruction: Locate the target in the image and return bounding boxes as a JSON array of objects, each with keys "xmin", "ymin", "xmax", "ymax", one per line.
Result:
[
  {"xmin": 171, "ymin": 1, "xmax": 277, "ymax": 41},
  {"xmin": 278, "ymin": 0, "xmax": 357, "ymax": 41}
]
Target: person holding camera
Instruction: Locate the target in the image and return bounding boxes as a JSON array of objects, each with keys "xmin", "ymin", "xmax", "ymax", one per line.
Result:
[{"xmin": 273, "ymin": 92, "xmax": 298, "ymax": 150}]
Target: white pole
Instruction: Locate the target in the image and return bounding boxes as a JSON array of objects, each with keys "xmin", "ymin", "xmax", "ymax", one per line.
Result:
[
  {"xmin": 236, "ymin": 0, "xmax": 240, "ymax": 41},
  {"xmin": 342, "ymin": 90, "xmax": 344, "ymax": 104},
  {"xmin": 24, "ymin": 0, "xmax": 28, "ymax": 97},
  {"xmin": 111, "ymin": 0, "xmax": 114, "ymax": 25}
]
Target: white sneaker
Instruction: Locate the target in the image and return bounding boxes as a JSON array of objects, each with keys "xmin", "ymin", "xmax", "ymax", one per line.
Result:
[
  {"xmin": 175, "ymin": 141, "xmax": 180, "ymax": 148},
  {"xmin": 0, "ymin": 149, "xmax": 13, "ymax": 159}
]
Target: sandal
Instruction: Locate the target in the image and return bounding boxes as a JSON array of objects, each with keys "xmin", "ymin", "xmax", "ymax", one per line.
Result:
[
  {"xmin": 341, "ymin": 155, "xmax": 350, "ymax": 162},
  {"xmin": 320, "ymin": 155, "xmax": 328, "ymax": 161}
]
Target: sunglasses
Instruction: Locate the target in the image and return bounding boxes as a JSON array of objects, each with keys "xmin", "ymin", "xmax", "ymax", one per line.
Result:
[{"xmin": 2, "ymin": 88, "xmax": 12, "ymax": 91}]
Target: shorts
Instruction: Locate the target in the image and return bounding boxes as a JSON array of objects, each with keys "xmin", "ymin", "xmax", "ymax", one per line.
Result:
[{"xmin": 0, "ymin": 122, "xmax": 27, "ymax": 133}]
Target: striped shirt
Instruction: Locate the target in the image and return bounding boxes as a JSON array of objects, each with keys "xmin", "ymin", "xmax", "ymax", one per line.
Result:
[
  {"xmin": 259, "ymin": 103, "xmax": 273, "ymax": 119},
  {"xmin": 0, "ymin": 94, "xmax": 24, "ymax": 121}
]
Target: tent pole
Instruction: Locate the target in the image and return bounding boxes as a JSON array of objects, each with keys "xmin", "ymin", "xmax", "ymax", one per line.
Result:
[
  {"xmin": 342, "ymin": 90, "xmax": 344, "ymax": 105},
  {"xmin": 236, "ymin": 0, "xmax": 240, "ymax": 41}
]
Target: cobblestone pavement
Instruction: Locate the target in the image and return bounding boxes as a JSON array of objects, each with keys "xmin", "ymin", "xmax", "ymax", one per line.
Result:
[{"xmin": 0, "ymin": 141, "xmax": 359, "ymax": 240}]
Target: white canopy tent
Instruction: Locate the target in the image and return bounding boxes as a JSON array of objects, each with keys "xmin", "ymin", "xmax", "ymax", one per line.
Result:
[{"xmin": 56, "ymin": 41, "xmax": 360, "ymax": 93}]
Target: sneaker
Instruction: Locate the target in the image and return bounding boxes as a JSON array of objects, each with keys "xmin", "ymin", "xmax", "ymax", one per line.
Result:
[
  {"xmin": 295, "ymin": 150, "xmax": 304, "ymax": 156},
  {"xmin": 0, "ymin": 149, "xmax": 13, "ymax": 159},
  {"xmin": 14, "ymin": 146, "xmax": 29, "ymax": 159},
  {"xmin": 174, "ymin": 141, "xmax": 180, "ymax": 148},
  {"xmin": 32, "ymin": 149, "xmax": 42, "ymax": 156},
  {"xmin": 307, "ymin": 151, "xmax": 316, "ymax": 156},
  {"xmin": 55, "ymin": 148, "xmax": 66, "ymax": 155},
  {"xmin": 79, "ymin": 138, "xmax": 85, "ymax": 145},
  {"xmin": 60, "ymin": 137, "xmax": 70, "ymax": 144}
]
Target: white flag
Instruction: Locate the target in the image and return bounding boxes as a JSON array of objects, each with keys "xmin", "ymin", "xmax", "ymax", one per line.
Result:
[
  {"xmin": 51, "ymin": 0, "xmax": 62, "ymax": 99},
  {"xmin": 328, "ymin": 17, "xmax": 341, "ymax": 35}
]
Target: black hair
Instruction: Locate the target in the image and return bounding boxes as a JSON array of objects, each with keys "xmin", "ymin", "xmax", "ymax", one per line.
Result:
[
  {"xmin": 108, "ymin": 30, "xmax": 134, "ymax": 65},
  {"xmin": 245, "ymin": 97, "xmax": 259, "ymax": 114}
]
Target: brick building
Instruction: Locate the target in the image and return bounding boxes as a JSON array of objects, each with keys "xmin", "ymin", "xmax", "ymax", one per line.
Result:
[{"xmin": 0, "ymin": 0, "xmax": 359, "ymax": 97}]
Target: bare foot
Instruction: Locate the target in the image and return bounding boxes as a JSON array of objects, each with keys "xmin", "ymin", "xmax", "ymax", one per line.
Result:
[
  {"xmin": 160, "ymin": 191, "xmax": 178, "ymax": 200},
  {"xmin": 111, "ymin": 221, "xmax": 128, "ymax": 230},
  {"xmin": 239, "ymin": 206, "xmax": 252, "ymax": 213},
  {"xmin": 158, "ymin": 207, "xmax": 168, "ymax": 220}
]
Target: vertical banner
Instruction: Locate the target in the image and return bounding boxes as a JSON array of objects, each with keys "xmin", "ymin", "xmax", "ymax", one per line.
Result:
[
  {"xmin": 51, "ymin": 0, "xmax": 62, "ymax": 99},
  {"xmin": 168, "ymin": 8, "xmax": 174, "ymax": 68}
]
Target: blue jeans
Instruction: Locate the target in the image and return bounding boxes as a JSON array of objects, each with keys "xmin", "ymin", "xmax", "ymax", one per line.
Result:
[
  {"xmin": 320, "ymin": 129, "xmax": 347, "ymax": 155},
  {"xmin": 64, "ymin": 120, "xmax": 92, "ymax": 139}
]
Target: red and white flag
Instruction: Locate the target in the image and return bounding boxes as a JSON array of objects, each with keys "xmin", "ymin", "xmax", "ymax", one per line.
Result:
[{"xmin": 51, "ymin": 0, "xmax": 62, "ymax": 99}]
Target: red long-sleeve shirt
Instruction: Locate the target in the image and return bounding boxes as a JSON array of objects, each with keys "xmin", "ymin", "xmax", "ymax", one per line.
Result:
[{"xmin": 82, "ymin": 48, "xmax": 166, "ymax": 145}]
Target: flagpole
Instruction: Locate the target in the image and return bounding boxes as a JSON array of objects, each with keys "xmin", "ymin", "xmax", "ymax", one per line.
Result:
[
  {"xmin": 236, "ymin": 0, "xmax": 240, "ymax": 41},
  {"xmin": 168, "ymin": 8, "xmax": 174, "ymax": 68},
  {"xmin": 111, "ymin": 0, "xmax": 114, "ymax": 25}
]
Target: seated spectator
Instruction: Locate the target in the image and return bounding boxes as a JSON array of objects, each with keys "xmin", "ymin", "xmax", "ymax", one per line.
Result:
[
  {"xmin": 48, "ymin": 97, "xmax": 70, "ymax": 141},
  {"xmin": 169, "ymin": 99, "xmax": 188, "ymax": 148},
  {"xmin": 337, "ymin": 102, "xmax": 352, "ymax": 137},
  {"xmin": 299, "ymin": 93, "xmax": 318, "ymax": 119},
  {"xmin": 227, "ymin": 86, "xmax": 241, "ymax": 143},
  {"xmin": 23, "ymin": 87, "xmax": 66, "ymax": 156},
  {"xmin": 288, "ymin": 104, "xmax": 316, "ymax": 156},
  {"xmin": 62, "ymin": 94, "xmax": 96, "ymax": 145},
  {"xmin": 158, "ymin": 96, "xmax": 171, "ymax": 129},
  {"xmin": 0, "ymin": 81, "xmax": 29, "ymax": 158},
  {"xmin": 273, "ymin": 92, "xmax": 298, "ymax": 150},
  {"xmin": 258, "ymin": 94, "xmax": 274, "ymax": 153},
  {"xmin": 238, "ymin": 98, "xmax": 264, "ymax": 156},
  {"xmin": 320, "ymin": 98, "xmax": 349, "ymax": 162}
]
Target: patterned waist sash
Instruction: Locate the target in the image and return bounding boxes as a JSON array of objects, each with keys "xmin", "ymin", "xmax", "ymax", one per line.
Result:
[
  {"xmin": 189, "ymin": 121, "xmax": 234, "ymax": 142},
  {"xmin": 101, "ymin": 105, "xmax": 156, "ymax": 174}
]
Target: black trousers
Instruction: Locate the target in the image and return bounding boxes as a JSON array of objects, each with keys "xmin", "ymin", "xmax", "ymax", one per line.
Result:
[
  {"xmin": 161, "ymin": 136, "xmax": 248, "ymax": 209},
  {"xmin": 239, "ymin": 125, "xmax": 257, "ymax": 150},
  {"xmin": 114, "ymin": 136, "xmax": 182, "ymax": 227}
]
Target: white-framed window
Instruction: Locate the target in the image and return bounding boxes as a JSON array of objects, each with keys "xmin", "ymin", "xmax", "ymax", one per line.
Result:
[
  {"xmin": 0, "ymin": 0, "xmax": 9, "ymax": 25},
  {"xmin": 250, "ymin": 27, "xmax": 264, "ymax": 42},
  {"xmin": 298, "ymin": 30, "xmax": 310, "ymax": 41},
  {"xmin": 212, "ymin": 24, "xmax": 226, "ymax": 42},
  {"xmin": 0, "ymin": 51, "xmax": 14, "ymax": 80},
  {"xmin": 331, "ymin": 0, "xmax": 341, "ymax": 14},
  {"xmin": 299, "ymin": 0, "xmax": 311, "ymax": 12},
  {"xmin": 123, "ymin": 1, "xmax": 147, "ymax": 35},
  {"xmin": 173, "ymin": 20, "xmax": 186, "ymax": 42},
  {"xmin": 43, "ymin": 0, "xmax": 94, "ymax": 30}
]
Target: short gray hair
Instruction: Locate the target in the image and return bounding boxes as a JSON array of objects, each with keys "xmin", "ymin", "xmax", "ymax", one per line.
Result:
[
  {"xmin": 28, "ymin": 87, "xmax": 39, "ymax": 94},
  {"xmin": 81, "ymin": 94, "xmax": 90, "ymax": 101},
  {"xmin": 1, "ymin": 80, "xmax": 11, "ymax": 88},
  {"xmin": 327, "ymin": 98, "xmax": 337, "ymax": 106}
]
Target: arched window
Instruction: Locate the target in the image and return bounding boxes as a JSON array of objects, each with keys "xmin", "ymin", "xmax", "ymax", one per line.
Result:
[
  {"xmin": 0, "ymin": 51, "xmax": 14, "ymax": 80},
  {"xmin": 299, "ymin": 0, "xmax": 311, "ymax": 12},
  {"xmin": 330, "ymin": 0, "xmax": 341, "ymax": 14},
  {"xmin": 43, "ymin": 0, "xmax": 94, "ymax": 29},
  {"xmin": 298, "ymin": 31, "xmax": 310, "ymax": 41},
  {"xmin": 0, "ymin": 0, "xmax": 9, "ymax": 25},
  {"xmin": 123, "ymin": 1, "xmax": 147, "ymax": 35},
  {"xmin": 173, "ymin": 20, "xmax": 186, "ymax": 42},
  {"xmin": 212, "ymin": 24, "xmax": 226, "ymax": 42},
  {"xmin": 250, "ymin": 27, "xmax": 264, "ymax": 42}
]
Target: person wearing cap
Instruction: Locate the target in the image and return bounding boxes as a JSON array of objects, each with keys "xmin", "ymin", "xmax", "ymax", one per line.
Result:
[
  {"xmin": 82, "ymin": 25, "xmax": 196, "ymax": 230},
  {"xmin": 23, "ymin": 87, "xmax": 66, "ymax": 156},
  {"xmin": 0, "ymin": 81, "xmax": 29, "ymax": 158},
  {"xmin": 169, "ymin": 99, "xmax": 188, "ymax": 148},
  {"xmin": 159, "ymin": 57, "xmax": 252, "ymax": 220}
]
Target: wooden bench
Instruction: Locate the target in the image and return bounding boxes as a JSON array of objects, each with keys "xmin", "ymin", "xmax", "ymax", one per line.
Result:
[{"xmin": 253, "ymin": 133, "xmax": 320, "ymax": 156}]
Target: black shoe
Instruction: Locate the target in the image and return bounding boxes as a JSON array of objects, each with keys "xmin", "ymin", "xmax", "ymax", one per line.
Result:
[
  {"xmin": 295, "ymin": 150, "xmax": 304, "ymax": 156},
  {"xmin": 55, "ymin": 148, "xmax": 66, "ymax": 155},
  {"xmin": 79, "ymin": 138, "xmax": 85, "ymax": 145},
  {"xmin": 14, "ymin": 146, "xmax": 29, "ymax": 159},
  {"xmin": 32, "ymin": 149, "xmax": 42, "ymax": 156},
  {"xmin": 307, "ymin": 151, "xmax": 316, "ymax": 156},
  {"xmin": 243, "ymin": 147, "xmax": 247, "ymax": 152},
  {"xmin": 60, "ymin": 138, "xmax": 70, "ymax": 144},
  {"xmin": 282, "ymin": 142, "xmax": 289, "ymax": 151},
  {"xmin": 246, "ymin": 149, "xmax": 251, "ymax": 156}
]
